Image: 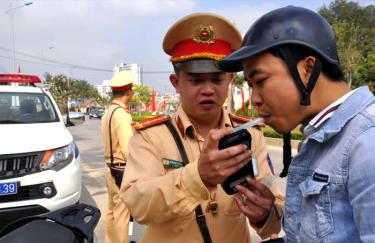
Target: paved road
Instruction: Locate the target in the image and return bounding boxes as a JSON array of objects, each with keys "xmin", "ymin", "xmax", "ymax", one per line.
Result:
[
  {"xmin": 70, "ymin": 117, "xmax": 146, "ymax": 243},
  {"xmin": 70, "ymin": 117, "xmax": 293, "ymax": 243}
]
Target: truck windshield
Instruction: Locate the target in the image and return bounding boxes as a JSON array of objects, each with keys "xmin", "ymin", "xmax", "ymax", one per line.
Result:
[{"xmin": 0, "ymin": 92, "xmax": 59, "ymax": 124}]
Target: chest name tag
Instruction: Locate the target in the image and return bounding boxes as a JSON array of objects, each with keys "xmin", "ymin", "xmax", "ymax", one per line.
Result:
[
  {"xmin": 162, "ymin": 158, "xmax": 184, "ymax": 169},
  {"xmin": 313, "ymin": 172, "xmax": 329, "ymax": 182}
]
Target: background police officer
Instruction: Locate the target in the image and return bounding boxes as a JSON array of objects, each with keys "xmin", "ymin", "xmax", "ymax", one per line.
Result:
[{"xmin": 101, "ymin": 71, "xmax": 134, "ymax": 243}]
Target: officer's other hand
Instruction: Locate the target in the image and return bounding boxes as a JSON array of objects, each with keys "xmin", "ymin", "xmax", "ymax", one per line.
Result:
[
  {"xmin": 234, "ymin": 177, "xmax": 275, "ymax": 225},
  {"xmin": 198, "ymin": 127, "xmax": 252, "ymax": 188}
]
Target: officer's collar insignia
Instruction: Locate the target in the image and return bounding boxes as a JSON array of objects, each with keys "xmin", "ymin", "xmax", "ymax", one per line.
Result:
[
  {"xmin": 176, "ymin": 115, "xmax": 196, "ymax": 139},
  {"xmin": 193, "ymin": 24, "xmax": 215, "ymax": 44},
  {"xmin": 176, "ymin": 116, "xmax": 185, "ymax": 137}
]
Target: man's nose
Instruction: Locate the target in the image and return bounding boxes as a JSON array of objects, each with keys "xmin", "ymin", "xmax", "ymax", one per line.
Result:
[
  {"xmin": 250, "ymin": 87, "xmax": 262, "ymax": 108},
  {"xmin": 201, "ymin": 82, "xmax": 214, "ymax": 95}
]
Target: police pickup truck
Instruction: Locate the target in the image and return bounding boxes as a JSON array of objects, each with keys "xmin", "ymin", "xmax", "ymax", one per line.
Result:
[{"xmin": 0, "ymin": 74, "xmax": 82, "ymax": 226}]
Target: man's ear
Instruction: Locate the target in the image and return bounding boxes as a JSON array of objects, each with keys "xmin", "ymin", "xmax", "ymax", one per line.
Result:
[
  {"xmin": 170, "ymin": 74, "xmax": 180, "ymax": 93},
  {"xmin": 297, "ymin": 56, "xmax": 316, "ymax": 86}
]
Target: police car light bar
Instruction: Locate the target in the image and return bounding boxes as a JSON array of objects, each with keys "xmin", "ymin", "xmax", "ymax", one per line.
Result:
[{"xmin": 0, "ymin": 74, "xmax": 41, "ymax": 84}]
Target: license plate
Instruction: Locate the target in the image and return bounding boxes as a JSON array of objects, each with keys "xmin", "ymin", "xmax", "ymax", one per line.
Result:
[{"xmin": 0, "ymin": 182, "xmax": 17, "ymax": 196}]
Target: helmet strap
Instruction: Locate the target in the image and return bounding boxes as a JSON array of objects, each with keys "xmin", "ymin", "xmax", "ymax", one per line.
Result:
[
  {"xmin": 276, "ymin": 48, "xmax": 322, "ymax": 106},
  {"xmin": 273, "ymin": 48, "xmax": 322, "ymax": 177},
  {"xmin": 280, "ymin": 132, "xmax": 292, "ymax": 178}
]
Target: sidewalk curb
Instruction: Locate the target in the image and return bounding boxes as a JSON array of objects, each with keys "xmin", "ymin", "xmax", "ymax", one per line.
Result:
[{"xmin": 265, "ymin": 137, "xmax": 300, "ymax": 150}]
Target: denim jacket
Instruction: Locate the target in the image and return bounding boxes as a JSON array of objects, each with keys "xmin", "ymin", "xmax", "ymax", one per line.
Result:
[{"xmin": 283, "ymin": 86, "xmax": 375, "ymax": 242}]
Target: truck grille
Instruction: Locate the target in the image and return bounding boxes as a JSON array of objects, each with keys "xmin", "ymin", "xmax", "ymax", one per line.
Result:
[{"xmin": 0, "ymin": 152, "xmax": 43, "ymax": 179}]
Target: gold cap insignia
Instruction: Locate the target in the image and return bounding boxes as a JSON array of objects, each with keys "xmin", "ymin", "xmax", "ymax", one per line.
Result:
[{"xmin": 193, "ymin": 24, "xmax": 215, "ymax": 44}]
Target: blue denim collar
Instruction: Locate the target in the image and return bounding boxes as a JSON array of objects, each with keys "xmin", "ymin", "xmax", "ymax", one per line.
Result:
[{"xmin": 306, "ymin": 86, "xmax": 374, "ymax": 143}]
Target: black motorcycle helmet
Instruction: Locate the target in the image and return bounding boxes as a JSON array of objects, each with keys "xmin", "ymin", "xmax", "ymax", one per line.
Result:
[{"xmin": 219, "ymin": 5, "xmax": 339, "ymax": 106}]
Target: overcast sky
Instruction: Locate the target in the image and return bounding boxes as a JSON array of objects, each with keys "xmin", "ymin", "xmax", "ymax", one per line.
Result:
[{"xmin": 0, "ymin": 0, "xmax": 373, "ymax": 93}]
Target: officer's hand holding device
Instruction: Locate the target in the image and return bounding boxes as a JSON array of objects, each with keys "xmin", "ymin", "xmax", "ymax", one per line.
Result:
[{"xmin": 219, "ymin": 118, "xmax": 263, "ymax": 195}]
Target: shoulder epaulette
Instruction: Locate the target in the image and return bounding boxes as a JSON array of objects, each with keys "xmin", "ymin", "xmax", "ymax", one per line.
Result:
[{"xmin": 132, "ymin": 115, "xmax": 170, "ymax": 131}]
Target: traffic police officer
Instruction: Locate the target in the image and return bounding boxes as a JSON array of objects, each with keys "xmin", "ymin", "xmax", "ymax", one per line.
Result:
[
  {"xmin": 102, "ymin": 71, "xmax": 134, "ymax": 243},
  {"xmin": 121, "ymin": 13, "xmax": 284, "ymax": 243}
]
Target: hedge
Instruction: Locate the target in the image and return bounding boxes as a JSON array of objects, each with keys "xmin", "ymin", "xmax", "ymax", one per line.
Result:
[
  {"xmin": 263, "ymin": 126, "xmax": 304, "ymax": 140},
  {"xmin": 132, "ymin": 115, "xmax": 154, "ymax": 122}
]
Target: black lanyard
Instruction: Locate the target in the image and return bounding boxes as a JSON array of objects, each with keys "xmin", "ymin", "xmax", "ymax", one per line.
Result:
[{"xmin": 165, "ymin": 119, "xmax": 212, "ymax": 243}]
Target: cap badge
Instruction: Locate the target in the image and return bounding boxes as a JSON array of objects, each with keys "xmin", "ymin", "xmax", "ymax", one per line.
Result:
[{"xmin": 193, "ymin": 24, "xmax": 215, "ymax": 44}]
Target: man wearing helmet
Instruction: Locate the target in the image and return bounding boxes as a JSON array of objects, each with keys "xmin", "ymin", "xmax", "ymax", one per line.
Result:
[{"xmin": 220, "ymin": 6, "xmax": 375, "ymax": 243}]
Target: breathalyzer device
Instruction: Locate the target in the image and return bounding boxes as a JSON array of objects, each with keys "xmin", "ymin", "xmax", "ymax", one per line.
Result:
[{"xmin": 219, "ymin": 118, "xmax": 263, "ymax": 195}]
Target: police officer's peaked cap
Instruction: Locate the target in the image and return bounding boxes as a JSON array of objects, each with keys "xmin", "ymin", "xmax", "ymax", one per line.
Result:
[
  {"xmin": 163, "ymin": 12, "xmax": 242, "ymax": 73},
  {"xmin": 219, "ymin": 6, "xmax": 339, "ymax": 72},
  {"xmin": 108, "ymin": 70, "xmax": 134, "ymax": 91}
]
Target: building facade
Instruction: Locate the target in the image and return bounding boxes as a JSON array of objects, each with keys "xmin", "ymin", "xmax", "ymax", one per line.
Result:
[
  {"xmin": 95, "ymin": 63, "xmax": 143, "ymax": 98},
  {"xmin": 95, "ymin": 80, "xmax": 111, "ymax": 98},
  {"xmin": 113, "ymin": 63, "xmax": 142, "ymax": 86}
]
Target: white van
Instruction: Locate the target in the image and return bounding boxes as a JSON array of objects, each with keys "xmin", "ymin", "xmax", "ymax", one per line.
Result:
[{"xmin": 0, "ymin": 74, "xmax": 81, "ymax": 226}]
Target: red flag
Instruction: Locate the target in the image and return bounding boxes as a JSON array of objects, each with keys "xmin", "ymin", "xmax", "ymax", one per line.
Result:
[
  {"xmin": 17, "ymin": 65, "xmax": 21, "ymax": 73},
  {"xmin": 151, "ymin": 89, "xmax": 156, "ymax": 112},
  {"xmin": 241, "ymin": 88, "xmax": 245, "ymax": 112},
  {"xmin": 249, "ymin": 86, "xmax": 252, "ymax": 109}
]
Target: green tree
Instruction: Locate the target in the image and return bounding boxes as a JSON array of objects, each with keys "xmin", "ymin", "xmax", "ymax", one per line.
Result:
[
  {"xmin": 44, "ymin": 73, "xmax": 102, "ymax": 112},
  {"xmin": 319, "ymin": 0, "xmax": 375, "ymax": 87},
  {"xmin": 70, "ymin": 79, "xmax": 103, "ymax": 107},
  {"xmin": 44, "ymin": 73, "xmax": 70, "ymax": 113},
  {"xmin": 359, "ymin": 47, "xmax": 375, "ymax": 93},
  {"xmin": 129, "ymin": 84, "xmax": 151, "ymax": 114},
  {"xmin": 70, "ymin": 80, "xmax": 95, "ymax": 100},
  {"xmin": 233, "ymin": 73, "xmax": 245, "ymax": 88},
  {"xmin": 132, "ymin": 84, "xmax": 151, "ymax": 104},
  {"xmin": 227, "ymin": 74, "xmax": 244, "ymax": 112},
  {"xmin": 229, "ymin": 74, "xmax": 258, "ymax": 117}
]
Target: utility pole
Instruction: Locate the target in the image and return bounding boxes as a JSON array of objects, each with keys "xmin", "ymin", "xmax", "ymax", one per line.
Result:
[{"xmin": 5, "ymin": 1, "xmax": 33, "ymax": 73}]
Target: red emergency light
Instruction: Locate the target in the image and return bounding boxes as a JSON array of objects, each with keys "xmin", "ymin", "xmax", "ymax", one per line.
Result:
[{"xmin": 0, "ymin": 74, "xmax": 41, "ymax": 84}]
